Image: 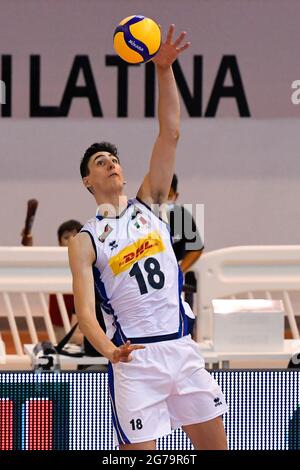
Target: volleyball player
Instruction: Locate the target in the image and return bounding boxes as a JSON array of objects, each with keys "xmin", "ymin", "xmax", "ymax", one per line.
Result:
[{"xmin": 69, "ymin": 25, "xmax": 228, "ymax": 450}]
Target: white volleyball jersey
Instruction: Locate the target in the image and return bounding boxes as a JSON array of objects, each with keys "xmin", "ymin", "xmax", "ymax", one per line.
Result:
[{"xmin": 81, "ymin": 198, "xmax": 194, "ymax": 346}]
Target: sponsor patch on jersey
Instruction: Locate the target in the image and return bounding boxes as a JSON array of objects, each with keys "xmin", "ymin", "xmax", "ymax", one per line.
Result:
[
  {"xmin": 131, "ymin": 206, "xmax": 149, "ymax": 229},
  {"xmin": 134, "ymin": 213, "xmax": 149, "ymax": 229},
  {"xmin": 98, "ymin": 224, "xmax": 113, "ymax": 242},
  {"xmin": 109, "ymin": 231, "xmax": 165, "ymax": 275}
]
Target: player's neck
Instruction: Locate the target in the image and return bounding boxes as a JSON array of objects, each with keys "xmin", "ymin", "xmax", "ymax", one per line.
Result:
[{"xmin": 96, "ymin": 194, "xmax": 128, "ymax": 217}]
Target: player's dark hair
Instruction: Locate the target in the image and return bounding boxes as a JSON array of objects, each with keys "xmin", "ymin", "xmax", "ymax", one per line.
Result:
[
  {"xmin": 171, "ymin": 174, "xmax": 178, "ymax": 193},
  {"xmin": 80, "ymin": 142, "xmax": 119, "ymax": 178},
  {"xmin": 57, "ymin": 220, "xmax": 83, "ymax": 243}
]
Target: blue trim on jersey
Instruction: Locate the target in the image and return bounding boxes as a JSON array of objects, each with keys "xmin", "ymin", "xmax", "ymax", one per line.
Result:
[
  {"xmin": 178, "ymin": 265, "xmax": 190, "ymax": 337},
  {"xmin": 123, "ymin": 332, "xmax": 183, "ymax": 345},
  {"xmin": 108, "ymin": 363, "xmax": 131, "ymax": 445},
  {"xmin": 166, "ymin": 225, "xmax": 189, "ymax": 338},
  {"xmin": 178, "ymin": 267, "xmax": 184, "ymax": 337},
  {"xmin": 166, "ymin": 219, "xmax": 189, "ymax": 339},
  {"xmin": 93, "ymin": 266, "xmax": 114, "ymax": 314},
  {"xmin": 93, "ymin": 265, "xmax": 127, "ymax": 345},
  {"xmin": 112, "ymin": 325, "xmax": 127, "ymax": 346},
  {"xmin": 80, "ymin": 230, "xmax": 97, "ymax": 265}
]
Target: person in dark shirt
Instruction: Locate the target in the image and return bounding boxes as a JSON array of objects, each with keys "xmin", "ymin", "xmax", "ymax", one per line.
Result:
[{"xmin": 166, "ymin": 174, "xmax": 204, "ymax": 311}]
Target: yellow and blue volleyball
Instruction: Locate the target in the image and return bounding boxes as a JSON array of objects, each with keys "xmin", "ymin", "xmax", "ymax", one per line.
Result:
[{"xmin": 113, "ymin": 15, "xmax": 161, "ymax": 64}]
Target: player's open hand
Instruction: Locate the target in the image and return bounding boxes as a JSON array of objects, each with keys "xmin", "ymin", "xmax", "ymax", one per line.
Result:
[
  {"xmin": 152, "ymin": 24, "xmax": 190, "ymax": 68},
  {"xmin": 111, "ymin": 340, "xmax": 145, "ymax": 363}
]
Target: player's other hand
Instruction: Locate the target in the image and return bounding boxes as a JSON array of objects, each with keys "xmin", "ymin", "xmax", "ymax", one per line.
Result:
[
  {"xmin": 152, "ymin": 24, "xmax": 190, "ymax": 68},
  {"xmin": 111, "ymin": 340, "xmax": 145, "ymax": 363}
]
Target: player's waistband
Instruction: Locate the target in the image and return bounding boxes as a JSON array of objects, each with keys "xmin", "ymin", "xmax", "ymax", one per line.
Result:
[{"xmin": 113, "ymin": 331, "xmax": 189, "ymax": 347}]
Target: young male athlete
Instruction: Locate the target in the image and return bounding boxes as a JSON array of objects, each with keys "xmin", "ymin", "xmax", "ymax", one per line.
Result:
[{"xmin": 69, "ymin": 25, "xmax": 228, "ymax": 450}]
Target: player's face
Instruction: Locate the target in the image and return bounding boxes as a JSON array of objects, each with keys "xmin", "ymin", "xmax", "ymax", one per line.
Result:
[{"xmin": 84, "ymin": 151, "xmax": 125, "ymax": 194}]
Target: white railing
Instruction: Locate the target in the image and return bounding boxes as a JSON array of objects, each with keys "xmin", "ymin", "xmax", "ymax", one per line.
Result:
[
  {"xmin": 2, "ymin": 245, "xmax": 300, "ymax": 367},
  {"xmin": 0, "ymin": 247, "xmax": 72, "ymax": 366},
  {"xmin": 194, "ymin": 246, "xmax": 300, "ymax": 341}
]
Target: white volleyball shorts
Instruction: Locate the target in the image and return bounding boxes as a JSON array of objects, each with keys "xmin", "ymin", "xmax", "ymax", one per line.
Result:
[{"xmin": 108, "ymin": 335, "xmax": 228, "ymax": 445}]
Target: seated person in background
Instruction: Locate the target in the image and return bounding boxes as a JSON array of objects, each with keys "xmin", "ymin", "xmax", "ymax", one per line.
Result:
[
  {"xmin": 49, "ymin": 219, "xmax": 83, "ymax": 344},
  {"xmin": 166, "ymin": 174, "xmax": 204, "ymax": 311}
]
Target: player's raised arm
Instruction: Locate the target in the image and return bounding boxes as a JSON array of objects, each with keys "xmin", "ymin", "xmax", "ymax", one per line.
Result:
[
  {"xmin": 137, "ymin": 25, "xmax": 190, "ymax": 206},
  {"xmin": 68, "ymin": 233, "xmax": 144, "ymax": 363}
]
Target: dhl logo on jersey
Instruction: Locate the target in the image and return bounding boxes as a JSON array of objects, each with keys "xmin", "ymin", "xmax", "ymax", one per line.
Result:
[{"xmin": 109, "ymin": 231, "xmax": 165, "ymax": 275}]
